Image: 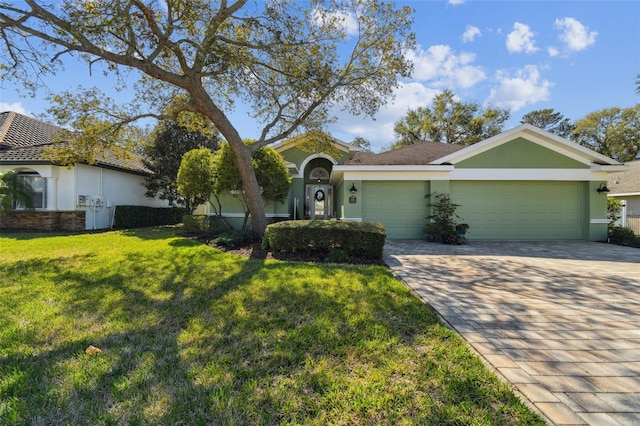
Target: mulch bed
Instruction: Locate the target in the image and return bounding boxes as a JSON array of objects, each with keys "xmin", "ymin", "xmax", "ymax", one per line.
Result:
[{"xmin": 209, "ymin": 241, "xmax": 387, "ymax": 266}]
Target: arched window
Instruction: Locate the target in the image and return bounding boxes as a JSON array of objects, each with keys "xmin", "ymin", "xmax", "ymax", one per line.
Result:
[
  {"xmin": 309, "ymin": 167, "xmax": 329, "ymax": 182},
  {"xmin": 16, "ymin": 171, "xmax": 46, "ymax": 209}
]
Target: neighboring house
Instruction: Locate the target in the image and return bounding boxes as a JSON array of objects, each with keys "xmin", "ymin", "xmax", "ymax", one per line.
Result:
[
  {"xmin": 0, "ymin": 111, "xmax": 169, "ymax": 231},
  {"xmin": 608, "ymin": 159, "xmax": 640, "ymax": 234},
  {"xmin": 210, "ymin": 124, "xmax": 626, "ymax": 241}
]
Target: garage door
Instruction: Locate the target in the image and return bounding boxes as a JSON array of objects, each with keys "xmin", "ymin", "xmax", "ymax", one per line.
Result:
[
  {"xmin": 451, "ymin": 181, "xmax": 585, "ymax": 240},
  {"xmin": 363, "ymin": 181, "xmax": 426, "ymax": 239}
]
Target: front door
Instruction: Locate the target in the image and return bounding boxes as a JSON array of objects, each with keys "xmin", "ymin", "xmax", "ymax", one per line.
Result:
[{"xmin": 306, "ymin": 184, "xmax": 333, "ymax": 219}]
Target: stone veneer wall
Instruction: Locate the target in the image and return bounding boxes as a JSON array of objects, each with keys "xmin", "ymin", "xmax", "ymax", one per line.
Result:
[{"xmin": 0, "ymin": 211, "xmax": 86, "ymax": 232}]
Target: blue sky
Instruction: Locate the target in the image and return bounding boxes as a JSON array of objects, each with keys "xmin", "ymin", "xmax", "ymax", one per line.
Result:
[{"xmin": 1, "ymin": 0, "xmax": 639, "ymax": 152}]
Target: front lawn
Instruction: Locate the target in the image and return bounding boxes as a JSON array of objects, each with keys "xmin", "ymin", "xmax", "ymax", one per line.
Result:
[{"xmin": 0, "ymin": 227, "xmax": 543, "ymax": 425}]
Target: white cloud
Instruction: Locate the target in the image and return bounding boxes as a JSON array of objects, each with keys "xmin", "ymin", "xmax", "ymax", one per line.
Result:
[
  {"xmin": 506, "ymin": 22, "xmax": 538, "ymax": 54},
  {"xmin": 547, "ymin": 46, "xmax": 560, "ymax": 57},
  {"xmin": 406, "ymin": 44, "xmax": 486, "ymax": 89},
  {"xmin": 462, "ymin": 25, "xmax": 481, "ymax": 43},
  {"xmin": 487, "ymin": 65, "xmax": 553, "ymax": 111},
  {"xmin": 330, "ymin": 82, "xmax": 440, "ymax": 151},
  {"xmin": 449, "ymin": 0, "xmax": 465, "ymax": 5},
  {"xmin": 0, "ymin": 102, "xmax": 31, "ymax": 115},
  {"xmin": 554, "ymin": 17, "xmax": 597, "ymax": 52},
  {"xmin": 310, "ymin": 7, "xmax": 359, "ymax": 37}
]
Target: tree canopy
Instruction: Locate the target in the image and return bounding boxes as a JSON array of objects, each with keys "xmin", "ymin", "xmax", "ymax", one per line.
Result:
[
  {"xmin": 392, "ymin": 90, "xmax": 510, "ymax": 148},
  {"xmin": 571, "ymin": 105, "xmax": 640, "ymax": 162},
  {"xmin": 520, "ymin": 108, "xmax": 574, "ymax": 138},
  {"xmin": 176, "ymin": 148, "xmax": 218, "ymax": 215},
  {"xmin": 351, "ymin": 136, "xmax": 372, "ymax": 152},
  {"xmin": 143, "ymin": 122, "xmax": 220, "ymax": 212},
  {"xmin": 0, "ymin": 0, "xmax": 414, "ymax": 237}
]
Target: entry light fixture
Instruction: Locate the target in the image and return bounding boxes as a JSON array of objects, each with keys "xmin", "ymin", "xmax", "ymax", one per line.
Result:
[
  {"xmin": 349, "ymin": 183, "xmax": 358, "ymax": 193},
  {"xmin": 596, "ymin": 183, "xmax": 610, "ymax": 194}
]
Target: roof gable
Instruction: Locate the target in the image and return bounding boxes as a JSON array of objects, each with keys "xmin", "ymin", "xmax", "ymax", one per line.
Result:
[
  {"xmin": 456, "ymin": 137, "xmax": 588, "ymax": 169},
  {"xmin": 273, "ymin": 133, "xmax": 353, "ymax": 169},
  {"xmin": 435, "ymin": 124, "xmax": 623, "ymax": 167},
  {"xmin": 273, "ymin": 133, "xmax": 353, "ymax": 156}
]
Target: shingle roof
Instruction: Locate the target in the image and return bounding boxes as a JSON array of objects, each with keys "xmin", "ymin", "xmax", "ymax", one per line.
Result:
[
  {"xmin": 346, "ymin": 141, "xmax": 466, "ymax": 165},
  {"xmin": 0, "ymin": 111, "xmax": 151, "ymax": 175},
  {"xmin": 608, "ymin": 160, "xmax": 640, "ymax": 194}
]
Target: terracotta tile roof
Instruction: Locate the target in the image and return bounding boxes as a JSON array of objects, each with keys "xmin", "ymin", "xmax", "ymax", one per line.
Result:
[
  {"xmin": 608, "ymin": 160, "xmax": 640, "ymax": 194},
  {"xmin": 346, "ymin": 142, "xmax": 466, "ymax": 165},
  {"xmin": 0, "ymin": 111, "xmax": 151, "ymax": 175},
  {"xmin": 0, "ymin": 111, "xmax": 61, "ymax": 149}
]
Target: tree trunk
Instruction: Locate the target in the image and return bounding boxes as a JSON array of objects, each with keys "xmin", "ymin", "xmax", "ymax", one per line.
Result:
[
  {"xmin": 191, "ymin": 87, "xmax": 268, "ymax": 238},
  {"xmin": 228, "ymin": 140, "xmax": 267, "ymax": 238}
]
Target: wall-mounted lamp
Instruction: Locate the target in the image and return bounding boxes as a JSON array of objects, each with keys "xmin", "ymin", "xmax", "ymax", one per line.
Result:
[
  {"xmin": 596, "ymin": 183, "xmax": 610, "ymax": 194},
  {"xmin": 349, "ymin": 183, "xmax": 358, "ymax": 193}
]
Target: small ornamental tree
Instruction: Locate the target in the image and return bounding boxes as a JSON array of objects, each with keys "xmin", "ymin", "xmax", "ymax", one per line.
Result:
[
  {"xmin": 214, "ymin": 142, "xmax": 291, "ymax": 230},
  {"xmin": 425, "ymin": 192, "xmax": 468, "ymax": 244},
  {"xmin": 607, "ymin": 197, "xmax": 623, "ymax": 230},
  {"xmin": 176, "ymin": 148, "xmax": 217, "ymax": 214}
]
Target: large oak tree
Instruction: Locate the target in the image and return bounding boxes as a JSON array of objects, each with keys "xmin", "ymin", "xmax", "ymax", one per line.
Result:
[{"xmin": 0, "ymin": 0, "xmax": 414, "ymax": 237}]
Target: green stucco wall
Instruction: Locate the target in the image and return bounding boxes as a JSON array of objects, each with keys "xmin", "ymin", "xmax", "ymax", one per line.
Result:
[
  {"xmin": 588, "ymin": 181, "xmax": 609, "ymax": 241},
  {"xmin": 278, "ymin": 145, "xmax": 349, "ymax": 167},
  {"xmin": 456, "ymin": 138, "xmax": 588, "ymax": 169},
  {"xmin": 340, "ymin": 179, "xmax": 362, "ymax": 219}
]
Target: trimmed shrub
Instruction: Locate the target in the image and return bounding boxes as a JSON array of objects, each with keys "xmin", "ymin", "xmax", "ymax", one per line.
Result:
[
  {"xmin": 113, "ymin": 206, "xmax": 185, "ymax": 229},
  {"xmin": 610, "ymin": 226, "xmax": 640, "ymax": 248},
  {"xmin": 325, "ymin": 249, "xmax": 349, "ymax": 263},
  {"xmin": 265, "ymin": 220, "xmax": 386, "ymax": 260},
  {"xmin": 212, "ymin": 230, "xmax": 254, "ymax": 248},
  {"xmin": 183, "ymin": 215, "xmax": 210, "ymax": 234},
  {"xmin": 183, "ymin": 214, "xmax": 233, "ymax": 237}
]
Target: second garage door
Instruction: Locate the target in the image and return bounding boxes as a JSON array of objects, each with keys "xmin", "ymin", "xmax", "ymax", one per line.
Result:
[{"xmin": 451, "ymin": 181, "xmax": 586, "ymax": 240}]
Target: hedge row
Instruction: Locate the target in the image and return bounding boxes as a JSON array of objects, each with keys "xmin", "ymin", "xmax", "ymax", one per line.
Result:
[
  {"xmin": 265, "ymin": 220, "xmax": 386, "ymax": 259},
  {"xmin": 113, "ymin": 206, "xmax": 186, "ymax": 229},
  {"xmin": 182, "ymin": 215, "xmax": 232, "ymax": 236}
]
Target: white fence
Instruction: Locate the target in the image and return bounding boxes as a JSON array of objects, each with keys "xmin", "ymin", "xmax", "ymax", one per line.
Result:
[{"xmin": 627, "ymin": 215, "xmax": 640, "ymax": 235}]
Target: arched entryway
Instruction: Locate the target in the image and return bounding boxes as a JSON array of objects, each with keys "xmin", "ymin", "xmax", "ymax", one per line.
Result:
[{"xmin": 303, "ymin": 158, "xmax": 334, "ymax": 219}]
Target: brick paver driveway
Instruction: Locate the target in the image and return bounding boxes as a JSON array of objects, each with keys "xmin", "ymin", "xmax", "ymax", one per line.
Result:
[{"xmin": 384, "ymin": 241, "xmax": 640, "ymax": 426}]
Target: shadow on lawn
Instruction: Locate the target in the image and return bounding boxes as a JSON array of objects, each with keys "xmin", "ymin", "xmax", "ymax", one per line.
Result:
[
  {"xmin": 0, "ymin": 225, "xmax": 181, "ymax": 241},
  {"xmin": 2, "ymin": 240, "xmax": 541, "ymax": 424},
  {"xmin": 2, "ymin": 243, "xmax": 262, "ymax": 423}
]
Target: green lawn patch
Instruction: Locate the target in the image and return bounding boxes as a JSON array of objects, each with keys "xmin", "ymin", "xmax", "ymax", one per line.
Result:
[{"xmin": 0, "ymin": 227, "xmax": 543, "ymax": 425}]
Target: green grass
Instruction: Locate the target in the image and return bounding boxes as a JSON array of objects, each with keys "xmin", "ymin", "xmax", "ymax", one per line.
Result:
[{"xmin": 0, "ymin": 227, "xmax": 544, "ymax": 425}]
